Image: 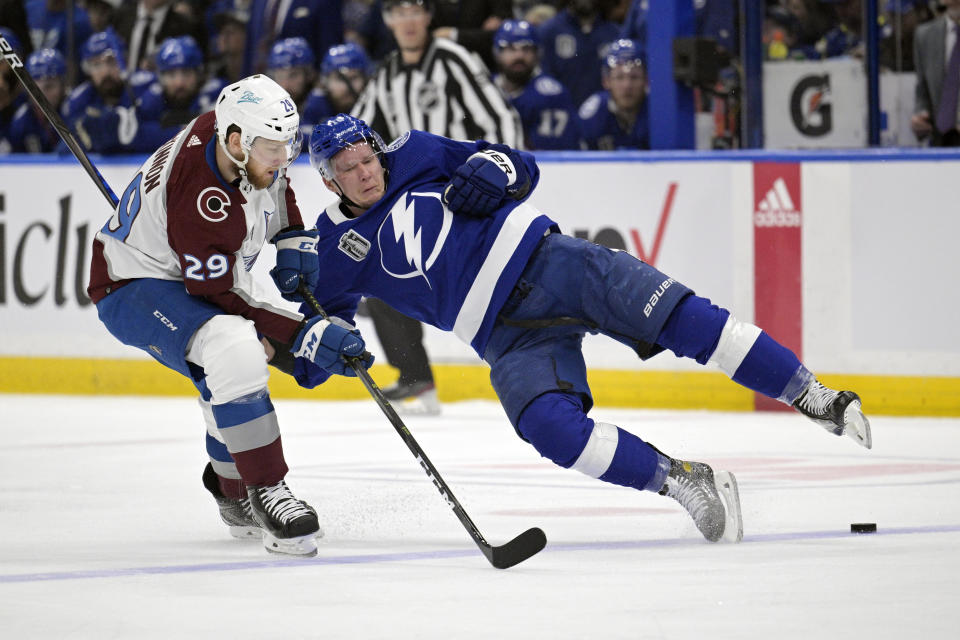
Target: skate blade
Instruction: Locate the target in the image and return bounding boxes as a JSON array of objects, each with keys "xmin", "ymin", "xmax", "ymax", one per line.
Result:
[
  {"xmin": 230, "ymin": 525, "xmax": 325, "ymax": 540},
  {"xmin": 844, "ymin": 401, "xmax": 872, "ymax": 450},
  {"xmin": 714, "ymin": 470, "xmax": 744, "ymax": 543},
  {"xmin": 262, "ymin": 531, "xmax": 319, "ymax": 557},
  {"xmin": 228, "ymin": 525, "xmax": 262, "ymax": 540}
]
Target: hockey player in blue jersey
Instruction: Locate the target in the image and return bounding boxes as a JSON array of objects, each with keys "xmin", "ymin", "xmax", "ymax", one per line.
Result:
[
  {"xmin": 9, "ymin": 49, "xmax": 69, "ymax": 153},
  {"xmin": 578, "ymin": 39, "xmax": 650, "ymax": 150},
  {"xmin": 66, "ymin": 29, "xmax": 152, "ymax": 153},
  {"xmin": 132, "ymin": 36, "xmax": 226, "ymax": 152},
  {"xmin": 0, "ymin": 28, "xmax": 29, "ymax": 155},
  {"xmin": 300, "ymin": 43, "xmax": 372, "ymax": 135},
  {"xmin": 293, "ymin": 114, "xmax": 873, "ymax": 543},
  {"xmin": 492, "ymin": 20, "xmax": 579, "ymax": 151},
  {"xmin": 267, "ymin": 37, "xmax": 317, "ymax": 116}
]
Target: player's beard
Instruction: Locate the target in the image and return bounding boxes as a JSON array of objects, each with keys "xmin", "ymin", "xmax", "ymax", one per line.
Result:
[
  {"xmin": 502, "ymin": 63, "xmax": 534, "ymax": 87},
  {"xmin": 165, "ymin": 88, "xmax": 197, "ymax": 111},
  {"xmin": 96, "ymin": 76, "xmax": 124, "ymax": 102},
  {"xmin": 246, "ymin": 168, "xmax": 276, "ymax": 190}
]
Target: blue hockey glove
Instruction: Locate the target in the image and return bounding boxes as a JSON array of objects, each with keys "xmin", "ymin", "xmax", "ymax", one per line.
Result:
[
  {"xmin": 442, "ymin": 146, "xmax": 530, "ymax": 217},
  {"xmin": 291, "ymin": 316, "xmax": 374, "ymax": 377},
  {"xmin": 270, "ymin": 229, "xmax": 320, "ymax": 302}
]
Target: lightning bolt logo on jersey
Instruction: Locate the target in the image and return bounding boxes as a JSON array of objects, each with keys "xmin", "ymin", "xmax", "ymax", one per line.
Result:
[{"xmin": 310, "ymin": 129, "xmax": 557, "ymax": 359}]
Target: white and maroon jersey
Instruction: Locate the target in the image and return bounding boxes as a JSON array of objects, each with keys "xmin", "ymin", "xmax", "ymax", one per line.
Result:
[{"xmin": 88, "ymin": 111, "xmax": 305, "ymax": 343}]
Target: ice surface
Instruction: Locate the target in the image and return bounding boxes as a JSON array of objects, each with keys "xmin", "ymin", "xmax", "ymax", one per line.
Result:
[{"xmin": 1, "ymin": 395, "xmax": 958, "ymax": 638}]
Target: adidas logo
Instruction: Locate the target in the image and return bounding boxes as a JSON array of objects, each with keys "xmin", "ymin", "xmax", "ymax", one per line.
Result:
[
  {"xmin": 187, "ymin": 135, "xmax": 202, "ymax": 147},
  {"xmin": 754, "ymin": 177, "xmax": 801, "ymax": 228}
]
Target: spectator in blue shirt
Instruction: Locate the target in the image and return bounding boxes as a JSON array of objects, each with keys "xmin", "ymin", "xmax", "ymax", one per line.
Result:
[
  {"xmin": 577, "ymin": 38, "xmax": 649, "ymax": 150},
  {"xmin": 492, "ymin": 19, "xmax": 579, "ymax": 150},
  {"xmin": 9, "ymin": 48, "xmax": 68, "ymax": 153},
  {"xmin": 537, "ymin": 0, "xmax": 621, "ymax": 108}
]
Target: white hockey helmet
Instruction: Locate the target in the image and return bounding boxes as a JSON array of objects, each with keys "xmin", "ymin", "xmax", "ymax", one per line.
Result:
[{"xmin": 214, "ymin": 74, "xmax": 302, "ymax": 174}]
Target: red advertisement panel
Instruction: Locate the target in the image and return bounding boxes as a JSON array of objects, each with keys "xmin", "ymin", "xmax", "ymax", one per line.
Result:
[{"xmin": 753, "ymin": 163, "xmax": 803, "ymax": 412}]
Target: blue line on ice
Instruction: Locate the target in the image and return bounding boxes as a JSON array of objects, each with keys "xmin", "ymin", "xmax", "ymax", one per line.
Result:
[{"xmin": 3, "ymin": 524, "xmax": 958, "ymax": 584}]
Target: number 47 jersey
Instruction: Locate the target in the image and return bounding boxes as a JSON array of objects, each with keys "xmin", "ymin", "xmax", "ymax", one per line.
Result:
[{"xmin": 87, "ymin": 111, "xmax": 307, "ymax": 344}]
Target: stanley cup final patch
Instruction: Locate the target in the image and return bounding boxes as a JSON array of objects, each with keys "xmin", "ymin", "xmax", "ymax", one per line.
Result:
[{"xmin": 339, "ymin": 230, "xmax": 371, "ymax": 261}]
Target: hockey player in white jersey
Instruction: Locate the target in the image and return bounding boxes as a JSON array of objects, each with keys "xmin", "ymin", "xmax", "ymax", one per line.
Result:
[
  {"xmin": 87, "ymin": 76, "xmax": 374, "ymax": 557},
  {"xmin": 292, "ymin": 114, "xmax": 872, "ymax": 544}
]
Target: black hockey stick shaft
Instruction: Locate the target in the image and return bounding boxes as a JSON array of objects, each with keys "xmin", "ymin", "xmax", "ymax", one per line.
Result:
[
  {"xmin": 1, "ymin": 34, "xmax": 120, "ymax": 208},
  {"xmin": 298, "ymin": 283, "xmax": 546, "ymax": 569}
]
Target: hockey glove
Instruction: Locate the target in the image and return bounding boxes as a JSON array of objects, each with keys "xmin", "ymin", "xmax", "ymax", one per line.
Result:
[
  {"xmin": 270, "ymin": 229, "xmax": 320, "ymax": 302},
  {"xmin": 442, "ymin": 146, "xmax": 530, "ymax": 217},
  {"xmin": 291, "ymin": 316, "xmax": 374, "ymax": 377}
]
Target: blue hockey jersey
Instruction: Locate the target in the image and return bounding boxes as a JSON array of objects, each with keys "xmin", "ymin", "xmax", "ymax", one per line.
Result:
[
  {"xmin": 577, "ymin": 90, "xmax": 650, "ymax": 150},
  {"xmin": 132, "ymin": 77, "xmax": 226, "ymax": 152},
  {"xmin": 295, "ymin": 130, "xmax": 558, "ymax": 388},
  {"xmin": 497, "ymin": 72, "xmax": 580, "ymax": 151}
]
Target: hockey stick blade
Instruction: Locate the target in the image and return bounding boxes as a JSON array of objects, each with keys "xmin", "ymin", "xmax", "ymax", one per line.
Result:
[{"xmin": 482, "ymin": 527, "xmax": 547, "ymax": 569}]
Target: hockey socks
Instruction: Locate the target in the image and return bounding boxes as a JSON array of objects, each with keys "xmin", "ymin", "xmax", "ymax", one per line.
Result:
[
  {"xmin": 517, "ymin": 393, "xmax": 667, "ymax": 491},
  {"xmin": 210, "ymin": 389, "xmax": 289, "ymax": 487},
  {"xmin": 657, "ymin": 294, "xmax": 809, "ymax": 404}
]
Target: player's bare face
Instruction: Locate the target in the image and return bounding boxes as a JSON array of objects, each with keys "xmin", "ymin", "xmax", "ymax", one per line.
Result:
[
  {"xmin": 87, "ymin": 54, "xmax": 123, "ymax": 100},
  {"xmin": 328, "ymin": 143, "xmax": 385, "ymax": 211},
  {"xmin": 245, "ymin": 137, "xmax": 293, "ymax": 189},
  {"xmin": 387, "ymin": 5, "xmax": 430, "ymax": 51},
  {"xmin": 325, "ymin": 69, "xmax": 367, "ymax": 112},
  {"xmin": 497, "ymin": 44, "xmax": 537, "ymax": 85},
  {"xmin": 160, "ymin": 68, "xmax": 201, "ymax": 109},
  {"xmin": 606, "ymin": 66, "xmax": 645, "ymax": 112},
  {"xmin": 270, "ymin": 66, "xmax": 311, "ymax": 102}
]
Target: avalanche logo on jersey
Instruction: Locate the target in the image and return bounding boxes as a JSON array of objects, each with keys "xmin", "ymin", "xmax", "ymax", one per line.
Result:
[
  {"xmin": 197, "ymin": 187, "xmax": 231, "ymax": 222},
  {"xmin": 377, "ymin": 191, "xmax": 452, "ymax": 289}
]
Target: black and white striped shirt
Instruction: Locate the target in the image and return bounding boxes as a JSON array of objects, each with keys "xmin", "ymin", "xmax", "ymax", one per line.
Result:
[{"xmin": 353, "ymin": 37, "xmax": 522, "ymax": 147}]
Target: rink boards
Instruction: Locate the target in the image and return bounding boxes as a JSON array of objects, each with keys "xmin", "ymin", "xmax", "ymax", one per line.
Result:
[{"xmin": 1, "ymin": 149, "xmax": 957, "ymax": 415}]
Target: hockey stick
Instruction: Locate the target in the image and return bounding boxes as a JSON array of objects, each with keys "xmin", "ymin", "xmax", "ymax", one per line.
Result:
[
  {"xmin": 1, "ymin": 34, "xmax": 120, "ymax": 207},
  {"xmin": 298, "ymin": 283, "xmax": 547, "ymax": 569}
]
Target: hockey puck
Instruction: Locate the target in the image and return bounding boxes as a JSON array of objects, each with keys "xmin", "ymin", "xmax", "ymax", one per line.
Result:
[{"xmin": 850, "ymin": 523, "xmax": 877, "ymax": 534}]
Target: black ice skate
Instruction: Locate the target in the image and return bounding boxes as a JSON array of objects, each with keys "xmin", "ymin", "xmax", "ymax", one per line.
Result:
[
  {"xmin": 202, "ymin": 463, "xmax": 260, "ymax": 540},
  {"xmin": 247, "ymin": 480, "xmax": 321, "ymax": 557},
  {"xmin": 382, "ymin": 379, "xmax": 440, "ymax": 416},
  {"xmin": 659, "ymin": 459, "xmax": 743, "ymax": 543},
  {"xmin": 793, "ymin": 380, "xmax": 872, "ymax": 449}
]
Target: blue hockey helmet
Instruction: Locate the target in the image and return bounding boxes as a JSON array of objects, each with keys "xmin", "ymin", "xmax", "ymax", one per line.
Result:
[
  {"xmin": 269, "ymin": 37, "xmax": 316, "ymax": 70},
  {"xmin": 81, "ymin": 28, "xmax": 126, "ymax": 69},
  {"xmin": 493, "ymin": 20, "xmax": 540, "ymax": 53},
  {"xmin": 26, "ymin": 48, "xmax": 67, "ymax": 79},
  {"xmin": 603, "ymin": 39, "xmax": 643, "ymax": 72},
  {"xmin": 320, "ymin": 43, "xmax": 371, "ymax": 76},
  {"xmin": 0, "ymin": 27, "xmax": 23, "ymax": 55},
  {"xmin": 310, "ymin": 113, "xmax": 386, "ymax": 180},
  {"xmin": 155, "ymin": 36, "xmax": 204, "ymax": 72}
]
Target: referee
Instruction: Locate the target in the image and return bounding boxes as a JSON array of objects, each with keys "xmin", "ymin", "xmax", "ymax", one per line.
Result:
[
  {"xmin": 351, "ymin": 0, "xmax": 522, "ymax": 414},
  {"xmin": 353, "ymin": 0, "xmax": 522, "ymax": 146}
]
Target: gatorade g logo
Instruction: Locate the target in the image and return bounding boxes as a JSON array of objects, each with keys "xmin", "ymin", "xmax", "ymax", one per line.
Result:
[{"xmin": 790, "ymin": 74, "xmax": 831, "ymax": 137}]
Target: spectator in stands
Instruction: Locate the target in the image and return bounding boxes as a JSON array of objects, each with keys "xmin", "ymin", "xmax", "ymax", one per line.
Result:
[
  {"xmin": 66, "ymin": 29, "xmax": 151, "ymax": 153},
  {"xmin": 537, "ymin": 0, "xmax": 620, "ymax": 109},
  {"xmin": 243, "ymin": 0, "xmax": 343, "ymax": 75},
  {"xmin": 131, "ymin": 35, "xmax": 225, "ymax": 151},
  {"xmin": 1, "ymin": 0, "xmax": 33, "ymax": 59},
  {"xmin": 880, "ymin": 0, "xmax": 935, "ymax": 72},
  {"xmin": 301, "ymin": 42, "xmax": 372, "ymax": 133},
  {"xmin": 809, "ymin": 0, "xmax": 863, "ymax": 59},
  {"xmin": 9, "ymin": 48, "xmax": 68, "ymax": 153},
  {"xmin": 912, "ymin": 0, "xmax": 960, "ymax": 145},
  {"xmin": 208, "ymin": 0, "xmax": 248, "ymax": 84},
  {"xmin": 577, "ymin": 38, "xmax": 649, "ymax": 150},
  {"xmin": 267, "ymin": 37, "xmax": 317, "ymax": 114},
  {"xmin": 0, "ymin": 29, "xmax": 28, "ymax": 155},
  {"xmin": 783, "ymin": 0, "xmax": 839, "ymax": 56},
  {"xmin": 85, "ymin": 0, "xmax": 121, "ymax": 33},
  {"xmin": 492, "ymin": 19, "xmax": 579, "ymax": 149},
  {"xmin": 25, "ymin": 0, "xmax": 92, "ymax": 67},
  {"xmin": 430, "ymin": 0, "xmax": 513, "ymax": 69},
  {"xmin": 113, "ymin": 0, "xmax": 206, "ymax": 73}
]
